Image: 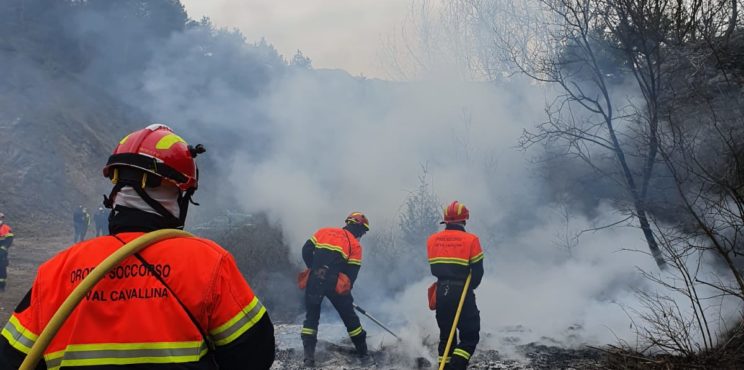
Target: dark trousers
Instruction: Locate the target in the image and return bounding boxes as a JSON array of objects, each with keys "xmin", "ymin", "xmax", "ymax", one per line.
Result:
[
  {"xmin": 74, "ymin": 225, "xmax": 87, "ymax": 242},
  {"xmin": 301, "ymin": 275, "xmax": 364, "ymax": 342},
  {"xmin": 436, "ymin": 280, "xmax": 480, "ymax": 369},
  {"xmin": 0, "ymin": 250, "xmax": 7, "ymax": 290},
  {"xmin": 95, "ymin": 224, "xmax": 106, "ymax": 237}
]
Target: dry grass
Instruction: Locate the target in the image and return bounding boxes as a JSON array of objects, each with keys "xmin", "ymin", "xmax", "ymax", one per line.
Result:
[
  {"xmin": 601, "ymin": 321, "xmax": 744, "ymax": 369},
  {"xmin": 197, "ymin": 213, "xmax": 303, "ymax": 322}
]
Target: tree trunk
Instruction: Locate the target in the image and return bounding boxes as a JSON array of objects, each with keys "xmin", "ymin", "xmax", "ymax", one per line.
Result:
[
  {"xmin": 725, "ymin": 0, "xmax": 738, "ymax": 40},
  {"xmin": 636, "ymin": 205, "xmax": 667, "ymax": 269},
  {"xmin": 606, "ymin": 113, "xmax": 667, "ymax": 270}
]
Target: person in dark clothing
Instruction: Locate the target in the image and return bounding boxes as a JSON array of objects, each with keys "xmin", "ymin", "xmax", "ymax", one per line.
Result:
[
  {"xmin": 0, "ymin": 213, "xmax": 14, "ymax": 291},
  {"xmin": 93, "ymin": 207, "xmax": 108, "ymax": 236},
  {"xmin": 427, "ymin": 201, "xmax": 484, "ymax": 370},
  {"xmin": 72, "ymin": 205, "xmax": 90, "ymax": 242},
  {"xmin": 300, "ymin": 212, "xmax": 370, "ymax": 367},
  {"xmin": 0, "ymin": 124, "xmax": 275, "ymax": 370}
]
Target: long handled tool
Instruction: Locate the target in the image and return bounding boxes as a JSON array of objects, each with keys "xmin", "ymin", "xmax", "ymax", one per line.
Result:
[
  {"xmin": 353, "ymin": 303, "xmax": 401, "ymax": 341},
  {"xmin": 438, "ymin": 273, "xmax": 472, "ymax": 370},
  {"xmin": 20, "ymin": 229, "xmax": 193, "ymax": 370}
]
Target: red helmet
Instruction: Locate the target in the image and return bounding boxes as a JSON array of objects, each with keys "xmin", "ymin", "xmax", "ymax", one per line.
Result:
[
  {"xmin": 442, "ymin": 201, "xmax": 469, "ymax": 223},
  {"xmin": 102, "ymin": 124, "xmax": 202, "ymax": 191},
  {"xmin": 345, "ymin": 212, "xmax": 370, "ymax": 230}
]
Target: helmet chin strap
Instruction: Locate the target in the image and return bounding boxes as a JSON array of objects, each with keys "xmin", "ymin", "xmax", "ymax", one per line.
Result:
[{"xmin": 176, "ymin": 187, "xmax": 198, "ymax": 226}]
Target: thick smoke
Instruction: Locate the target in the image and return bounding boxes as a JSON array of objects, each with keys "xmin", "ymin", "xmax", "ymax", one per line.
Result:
[
  {"xmin": 10, "ymin": 0, "xmax": 738, "ymax": 358},
  {"xmin": 99, "ymin": 5, "xmax": 744, "ymax": 355},
  {"xmin": 228, "ymin": 75, "xmax": 546, "ymax": 249},
  {"xmin": 226, "ymin": 71, "xmax": 739, "ymax": 350}
]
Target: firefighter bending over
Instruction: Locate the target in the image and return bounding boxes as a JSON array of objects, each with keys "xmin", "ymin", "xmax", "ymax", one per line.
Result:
[
  {"xmin": 300, "ymin": 212, "xmax": 370, "ymax": 367},
  {"xmin": 0, "ymin": 213, "xmax": 14, "ymax": 291},
  {"xmin": 0, "ymin": 124, "xmax": 275, "ymax": 369},
  {"xmin": 427, "ymin": 201, "xmax": 484, "ymax": 370}
]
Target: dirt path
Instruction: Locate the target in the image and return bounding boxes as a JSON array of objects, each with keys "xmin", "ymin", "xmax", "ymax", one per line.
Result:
[{"xmin": 0, "ymin": 235, "xmax": 71, "ymax": 324}]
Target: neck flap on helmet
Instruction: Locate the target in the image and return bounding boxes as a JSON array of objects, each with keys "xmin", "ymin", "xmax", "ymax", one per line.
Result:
[{"xmin": 102, "ymin": 167, "xmax": 198, "ymax": 229}]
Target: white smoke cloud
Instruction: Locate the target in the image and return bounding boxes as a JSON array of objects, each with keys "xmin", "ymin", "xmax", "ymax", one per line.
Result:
[
  {"xmin": 219, "ymin": 67, "xmax": 648, "ymax": 349},
  {"xmin": 221, "ymin": 68, "xmax": 741, "ymax": 353},
  {"xmin": 114, "ymin": 5, "xmax": 741, "ymax": 357},
  {"xmin": 229, "ymin": 73, "xmax": 544, "ymax": 249}
]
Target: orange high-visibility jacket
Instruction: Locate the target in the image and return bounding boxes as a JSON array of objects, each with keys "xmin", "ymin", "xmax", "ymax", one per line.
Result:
[
  {"xmin": 0, "ymin": 224, "xmax": 13, "ymax": 251},
  {"xmin": 310, "ymin": 228, "xmax": 362, "ymax": 267},
  {"xmin": 0, "ymin": 224, "xmax": 12, "ymax": 239},
  {"xmin": 1, "ymin": 232, "xmax": 267, "ymax": 369},
  {"xmin": 302, "ymin": 227, "xmax": 363, "ymax": 286},
  {"xmin": 427, "ymin": 229, "xmax": 484, "ymax": 281}
]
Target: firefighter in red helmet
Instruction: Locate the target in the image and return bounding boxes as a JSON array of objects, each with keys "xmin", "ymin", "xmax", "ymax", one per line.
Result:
[
  {"xmin": 427, "ymin": 201, "xmax": 484, "ymax": 370},
  {"xmin": 0, "ymin": 212, "xmax": 14, "ymax": 291},
  {"xmin": 300, "ymin": 212, "xmax": 371, "ymax": 367},
  {"xmin": 0, "ymin": 124, "xmax": 275, "ymax": 369}
]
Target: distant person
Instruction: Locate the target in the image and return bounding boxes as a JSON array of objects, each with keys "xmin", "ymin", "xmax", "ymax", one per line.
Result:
[
  {"xmin": 94, "ymin": 206, "xmax": 108, "ymax": 236},
  {"xmin": 81, "ymin": 207, "xmax": 91, "ymax": 239},
  {"xmin": 0, "ymin": 213, "xmax": 14, "ymax": 291},
  {"xmin": 427, "ymin": 201, "xmax": 484, "ymax": 370},
  {"xmin": 72, "ymin": 205, "xmax": 90, "ymax": 242},
  {"xmin": 299, "ymin": 212, "xmax": 371, "ymax": 367},
  {"xmin": 0, "ymin": 124, "xmax": 275, "ymax": 369}
]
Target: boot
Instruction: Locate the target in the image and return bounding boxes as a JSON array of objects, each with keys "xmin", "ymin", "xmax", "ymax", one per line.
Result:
[
  {"xmin": 351, "ymin": 332, "xmax": 368, "ymax": 357},
  {"xmin": 445, "ymin": 354, "xmax": 469, "ymax": 370},
  {"xmin": 302, "ymin": 336, "xmax": 317, "ymax": 367},
  {"xmin": 352, "ymin": 333, "xmax": 374, "ymax": 366}
]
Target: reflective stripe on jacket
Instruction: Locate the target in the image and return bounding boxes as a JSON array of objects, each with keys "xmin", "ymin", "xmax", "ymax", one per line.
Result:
[
  {"xmin": 310, "ymin": 228, "xmax": 362, "ymax": 267},
  {"xmin": 1, "ymin": 232, "xmax": 266, "ymax": 369},
  {"xmin": 427, "ymin": 229, "xmax": 484, "ymax": 281}
]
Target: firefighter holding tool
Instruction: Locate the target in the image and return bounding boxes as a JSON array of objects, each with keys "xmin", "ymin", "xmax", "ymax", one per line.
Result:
[
  {"xmin": 427, "ymin": 201, "xmax": 484, "ymax": 370},
  {"xmin": 299, "ymin": 212, "xmax": 371, "ymax": 367}
]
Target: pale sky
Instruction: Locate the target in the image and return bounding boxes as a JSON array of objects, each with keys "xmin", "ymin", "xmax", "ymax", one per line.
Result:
[{"xmin": 181, "ymin": 0, "xmax": 410, "ymax": 79}]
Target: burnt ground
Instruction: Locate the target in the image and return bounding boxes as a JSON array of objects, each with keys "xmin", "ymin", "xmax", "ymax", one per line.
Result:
[
  {"xmin": 272, "ymin": 342, "xmax": 604, "ymax": 369},
  {"xmin": 0, "ymin": 237, "xmax": 605, "ymax": 369},
  {"xmin": 272, "ymin": 344, "xmax": 604, "ymax": 370},
  {"xmin": 271, "ymin": 325, "xmax": 604, "ymax": 369}
]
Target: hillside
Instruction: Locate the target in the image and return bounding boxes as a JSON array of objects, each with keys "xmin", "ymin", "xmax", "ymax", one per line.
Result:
[
  {"xmin": 0, "ymin": 1, "xmax": 742, "ymax": 369},
  {"xmin": 0, "ymin": 0, "xmax": 283, "ymax": 234},
  {"xmin": 0, "ymin": 50, "xmax": 142, "ymax": 234}
]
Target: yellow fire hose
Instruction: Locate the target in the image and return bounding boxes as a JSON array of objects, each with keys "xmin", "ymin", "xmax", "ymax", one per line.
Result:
[
  {"xmin": 20, "ymin": 229, "xmax": 193, "ymax": 370},
  {"xmin": 438, "ymin": 272, "xmax": 472, "ymax": 370}
]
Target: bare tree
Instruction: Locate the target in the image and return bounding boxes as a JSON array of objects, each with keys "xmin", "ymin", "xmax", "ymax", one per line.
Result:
[
  {"xmin": 659, "ymin": 103, "xmax": 744, "ymax": 299},
  {"xmin": 381, "ymin": 0, "xmax": 493, "ymax": 80},
  {"xmin": 508, "ymin": 0, "xmax": 679, "ymax": 269},
  {"xmin": 399, "ymin": 164, "xmax": 441, "ymax": 247},
  {"xmin": 604, "ymin": 5, "xmax": 744, "ymax": 361},
  {"xmin": 429, "ymin": 0, "xmax": 744, "ymax": 362},
  {"xmin": 397, "ymin": 0, "xmax": 743, "ymax": 272}
]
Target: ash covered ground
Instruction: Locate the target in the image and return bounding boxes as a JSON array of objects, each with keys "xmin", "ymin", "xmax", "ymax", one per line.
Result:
[{"xmin": 271, "ymin": 324, "xmax": 603, "ymax": 369}]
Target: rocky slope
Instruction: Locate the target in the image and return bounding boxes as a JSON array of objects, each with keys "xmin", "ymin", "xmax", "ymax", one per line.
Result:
[{"xmin": 0, "ymin": 49, "xmax": 142, "ymax": 234}]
